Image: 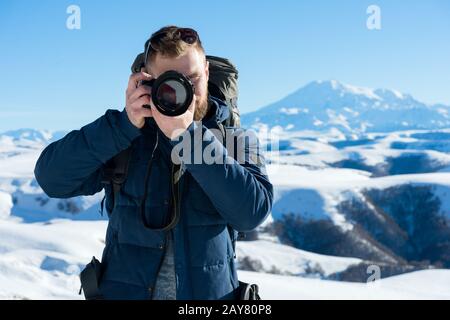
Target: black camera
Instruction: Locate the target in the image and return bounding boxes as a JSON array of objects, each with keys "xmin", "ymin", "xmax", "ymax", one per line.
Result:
[{"xmin": 141, "ymin": 70, "xmax": 195, "ymax": 117}]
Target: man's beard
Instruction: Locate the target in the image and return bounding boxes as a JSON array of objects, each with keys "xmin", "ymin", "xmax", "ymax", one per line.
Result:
[{"xmin": 193, "ymin": 92, "xmax": 209, "ymax": 121}]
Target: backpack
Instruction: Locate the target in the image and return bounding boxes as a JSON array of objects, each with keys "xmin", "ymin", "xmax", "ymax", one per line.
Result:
[
  {"xmin": 102, "ymin": 53, "xmax": 245, "ymax": 241},
  {"xmin": 205, "ymin": 55, "xmax": 240, "ymax": 127}
]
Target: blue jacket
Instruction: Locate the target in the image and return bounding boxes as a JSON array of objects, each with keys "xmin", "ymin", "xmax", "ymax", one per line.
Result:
[{"xmin": 34, "ymin": 98, "xmax": 273, "ymax": 300}]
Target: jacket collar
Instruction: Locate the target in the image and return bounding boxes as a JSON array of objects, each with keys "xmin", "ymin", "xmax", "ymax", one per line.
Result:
[{"xmin": 204, "ymin": 95, "xmax": 230, "ymax": 128}]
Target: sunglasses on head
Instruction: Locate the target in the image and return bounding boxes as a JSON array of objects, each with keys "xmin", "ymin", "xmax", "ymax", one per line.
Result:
[{"xmin": 144, "ymin": 28, "xmax": 199, "ymax": 66}]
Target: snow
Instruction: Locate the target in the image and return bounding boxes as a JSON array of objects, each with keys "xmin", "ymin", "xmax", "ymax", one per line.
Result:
[
  {"xmin": 268, "ymin": 164, "xmax": 450, "ymax": 191},
  {"xmin": 1, "ymin": 91, "xmax": 450, "ymax": 299},
  {"xmin": 268, "ymin": 162, "xmax": 450, "ymax": 226},
  {"xmin": 268, "ymin": 165, "xmax": 370, "ymax": 189},
  {"xmin": 374, "ymin": 88, "xmax": 405, "ymax": 100},
  {"xmin": 391, "ymin": 90, "xmax": 404, "ymax": 99},
  {"xmin": 280, "ymin": 108, "xmax": 300, "ymax": 115},
  {"xmin": 0, "ymin": 219, "xmax": 106, "ymax": 299},
  {"xmin": 236, "ymin": 240, "xmax": 361, "ymax": 277},
  {"xmin": 0, "ymin": 191, "xmax": 13, "ymax": 219},
  {"xmin": 0, "ymin": 215, "xmax": 448, "ymax": 300},
  {"xmin": 437, "ymin": 108, "xmax": 449, "ymax": 117},
  {"xmin": 11, "ymin": 190, "xmax": 106, "ymax": 223},
  {"xmin": 343, "ymin": 107, "xmax": 359, "ymax": 117},
  {"xmin": 337, "ymin": 81, "xmax": 382, "ymax": 101},
  {"xmin": 239, "ymin": 269, "xmax": 450, "ymax": 300},
  {"xmin": 242, "ymin": 80, "xmax": 450, "ymax": 135},
  {"xmin": 0, "ymin": 135, "xmax": 42, "ymax": 179},
  {"xmin": 263, "ymin": 126, "xmax": 450, "ymax": 229}
]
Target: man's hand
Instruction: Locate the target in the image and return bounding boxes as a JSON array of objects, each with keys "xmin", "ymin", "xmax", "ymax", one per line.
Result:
[
  {"xmin": 125, "ymin": 72, "xmax": 154, "ymax": 129},
  {"xmin": 151, "ymin": 95, "xmax": 196, "ymax": 140}
]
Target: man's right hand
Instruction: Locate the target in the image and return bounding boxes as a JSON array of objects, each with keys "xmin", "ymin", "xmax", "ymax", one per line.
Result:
[{"xmin": 125, "ymin": 72, "xmax": 154, "ymax": 129}]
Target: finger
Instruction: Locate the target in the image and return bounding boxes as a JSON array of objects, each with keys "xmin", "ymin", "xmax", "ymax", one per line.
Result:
[
  {"xmin": 133, "ymin": 94, "xmax": 151, "ymax": 108},
  {"xmin": 139, "ymin": 108, "xmax": 153, "ymax": 118},
  {"xmin": 126, "ymin": 75, "xmax": 151, "ymax": 100},
  {"xmin": 129, "ymin": 85, "xmax": 152, "ymax": 103},
  {"xmin": 127, "ymin": 72, "xmax": 152, "ymax": 93},
  {"xmin": 132, "ymin": 96, "xmax": 153, "ymax": 117}
]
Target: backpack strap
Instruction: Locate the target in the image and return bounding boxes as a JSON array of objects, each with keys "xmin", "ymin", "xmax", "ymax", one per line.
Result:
[
  {"xmin": 219, "ymin": 122, "xmax": 246, "ymax": 257},
  {"xmin": 101, "ymin": 147, "xmax": 133, "ymax": 209}
]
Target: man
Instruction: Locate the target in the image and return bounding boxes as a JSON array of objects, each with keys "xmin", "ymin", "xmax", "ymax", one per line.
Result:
[{"xmin": 34, "ymin": 25, "xmax": 273, "ymax": 300}]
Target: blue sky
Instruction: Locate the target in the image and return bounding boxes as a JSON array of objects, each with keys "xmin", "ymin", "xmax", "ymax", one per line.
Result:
[{"xmin": 1, "ymin": 0, "xmax": 449, "ymax": 131}]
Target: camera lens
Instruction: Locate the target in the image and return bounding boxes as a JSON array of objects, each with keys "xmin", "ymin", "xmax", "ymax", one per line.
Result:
[
  {"xmin": 151, "ymin": 71, "xmax": 194, "ymax": 116},
  {"xmin": 156, "ymin": 80, "xmax": 187, "ymax": 110}
]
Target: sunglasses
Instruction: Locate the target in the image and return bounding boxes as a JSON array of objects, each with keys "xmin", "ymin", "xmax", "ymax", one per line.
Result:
[{"xmin": 144, "ymin": 28, "xmax": 199, "ymax": 66}]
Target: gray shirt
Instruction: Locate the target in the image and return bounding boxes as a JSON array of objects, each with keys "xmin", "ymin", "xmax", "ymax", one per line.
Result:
[{"xmin": 152, "ymin": 233, "xmax": 177, "ymax": 300}]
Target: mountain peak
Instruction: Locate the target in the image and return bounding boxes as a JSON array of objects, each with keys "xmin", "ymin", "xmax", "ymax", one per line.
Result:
[
  {"xmin": 307, "ymin": 80, "xmax": 382, "ymax": 100},
  {"xmin": 374, "ymin": 88, "xmax": 409, "ymax": 100},
  {"xmin": 242, "ymin": 80, "xmax": 450, "ymax": 134}
]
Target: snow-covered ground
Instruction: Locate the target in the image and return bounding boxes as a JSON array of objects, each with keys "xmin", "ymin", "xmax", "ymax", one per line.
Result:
[
  {"xmin": 268, "ymin": 164, "xmax": 450, "ymax": 224},
  {"xmin": 1, "ymin": 126, "xmax": 450, "ymax": 299},
  {"xmin": 0, "ymin": 219, "xmax": 106, "ymax": 300},
  {"xmin": 1, "ymin": 81, "xmax": 450, "ymax": 299},
  {"xmin": 239, "ymin": 269, "xmax": 450, "ymax": 300},
  {"xmin": 236, "ymin": 240, "xmax": 362, "ymax": 277},
  {"xmin": 1, "ymin": 217, "xmax": 449, "ymax": 300}
]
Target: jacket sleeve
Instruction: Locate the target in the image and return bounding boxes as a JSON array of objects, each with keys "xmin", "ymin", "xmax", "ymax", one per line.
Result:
[
  {"xmin": 171, "ymin": 122, "xmax": 273, "ymax": 232},
  {"xmin": 34, "ymin": 109, "xmax": 141, "ymax": 198}
]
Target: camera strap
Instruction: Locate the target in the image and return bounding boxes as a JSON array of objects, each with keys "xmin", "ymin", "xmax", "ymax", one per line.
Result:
[{"xmin": 139, "ymin": 131, "xmax": 183, "ymax": 231}]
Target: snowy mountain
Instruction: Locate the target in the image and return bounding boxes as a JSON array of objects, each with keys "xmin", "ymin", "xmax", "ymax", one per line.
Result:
[
  {"xmin": 239, "ymin": 82, "xmax": 450, "ymax": 281},
  {"xmin": 1, "ymin": 81, "xmax": 450, "ymax": 299},
  {"xmin": 242, "ymin": 80, "xmax": 450, "ymax": 135},
  {"xmin": 0, "ymin": 129, "xmax": 67, "ymax": 147},
  {"xmin": 250, "ymin": 127, "xmax": 450, "ymax": 280}
]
